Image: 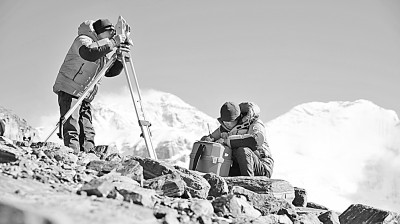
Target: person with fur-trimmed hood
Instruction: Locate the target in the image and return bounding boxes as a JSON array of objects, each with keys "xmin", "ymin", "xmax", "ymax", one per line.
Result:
[
  {"xmin": 201, "ymin": 102, "xmax": 274, "ymax": 177},
  {"xmin": 53, "ymin": 19, "xmax": 128, "ymax": 153}
]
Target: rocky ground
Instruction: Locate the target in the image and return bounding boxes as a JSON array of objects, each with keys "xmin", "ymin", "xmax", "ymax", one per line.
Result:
[{"xmin": 0, "ymin": 136, "xmax": 399, "ymax": 224}]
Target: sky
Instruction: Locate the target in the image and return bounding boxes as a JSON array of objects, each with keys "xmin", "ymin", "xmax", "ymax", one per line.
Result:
[{"xmin": 1, "ymin": 1, "xmax": 400, "ymax": 128}]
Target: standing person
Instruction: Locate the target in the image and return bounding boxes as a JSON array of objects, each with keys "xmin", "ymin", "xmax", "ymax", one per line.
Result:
[
  {"xmin": 201, "ymin": 102, "xmax": 274, "ymax": 177},
  {"xmin": 53, "ymin": 19, "xmax": 129, "ymax": 153}
]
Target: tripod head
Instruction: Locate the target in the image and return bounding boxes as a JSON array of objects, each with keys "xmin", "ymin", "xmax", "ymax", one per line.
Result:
[{"xmin": 115, "ymin": 16, "xmax": 134, "ymax": 46}]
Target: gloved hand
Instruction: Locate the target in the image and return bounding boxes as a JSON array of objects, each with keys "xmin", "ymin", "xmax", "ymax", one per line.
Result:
[
  {"xmin": 201, "ymin": 135, "xmax": 214, "ymax": 142},
  {"xmin": 215, "ymin": 138, "xmax": 225, "ymax": 144},
  {"xmin": 119, "ymin": 42, "xmax": 131, "ymax": 53},
  {"xmin": 220, "ymin": 132, "xmax": 229, "ymax": 139},
  {"xmin": 112, "ymin": 34, "xmax": 126, "ymax": 47}
]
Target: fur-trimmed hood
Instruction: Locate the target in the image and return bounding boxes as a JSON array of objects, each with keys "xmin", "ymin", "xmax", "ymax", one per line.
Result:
[{"xmin": 77, "ymin": 20, "xmax": 98, "ymax": 41}]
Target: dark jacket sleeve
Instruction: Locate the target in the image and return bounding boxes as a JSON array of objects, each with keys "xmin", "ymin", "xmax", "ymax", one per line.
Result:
[
  {"xmin": 78, "ymin": 45, "xmax": 113, "ymax": 62},
  {"xmin": 105, "ymin": 60, "xmax": 123, "ymax": 77}
]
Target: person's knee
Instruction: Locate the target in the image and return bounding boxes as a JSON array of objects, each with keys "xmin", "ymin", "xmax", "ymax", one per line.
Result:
[{"xmin": 233, "ymin": 147, "xmax": 252, "ymax": 157}]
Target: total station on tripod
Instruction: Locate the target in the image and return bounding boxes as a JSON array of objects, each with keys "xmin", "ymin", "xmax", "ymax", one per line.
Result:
[{"xmin": 115, "ymin": 16, "xmax": 133, "ymax": 58}]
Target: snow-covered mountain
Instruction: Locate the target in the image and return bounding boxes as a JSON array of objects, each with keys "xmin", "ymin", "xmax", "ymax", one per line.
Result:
[
  {"xmin": 266, "ymin": 100, "xmax": 400, "ymax": 212},
  {"xmin": 0, "ymin": 106, "xmax": 39, "ymax": 142},
  {"xmin": 92, "ymin": 89, "xmax": 219, "ymax": 166}
]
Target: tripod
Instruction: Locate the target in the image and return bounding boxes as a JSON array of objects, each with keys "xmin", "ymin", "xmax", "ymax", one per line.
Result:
[{"xmin": 44, "ymin": 48, "xmax": 158, "ymax": 160}]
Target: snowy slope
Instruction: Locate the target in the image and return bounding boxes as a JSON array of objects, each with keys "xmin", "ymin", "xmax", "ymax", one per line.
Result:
[
  {"xmin": 266, "ymin": 99, "xmax": 400, "ymax": 212},
  {"xmin": 92, "ymin": 89, "xmax": 219, "ymax": 166}
]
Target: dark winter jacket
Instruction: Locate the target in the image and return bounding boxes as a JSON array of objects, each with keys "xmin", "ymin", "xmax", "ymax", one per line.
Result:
[{"xmin": 53, "ymin": 20, "xmax": 123, "ymax": 102}]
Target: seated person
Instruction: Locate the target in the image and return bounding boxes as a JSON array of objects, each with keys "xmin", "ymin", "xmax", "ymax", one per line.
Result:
[{"xmin": 201, "ymin": 101, "xmax": 274, "ymax": 177}]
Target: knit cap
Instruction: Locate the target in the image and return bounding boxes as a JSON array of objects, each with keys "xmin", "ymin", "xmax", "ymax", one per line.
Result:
[
  {"xmin": 219, "ymin": 102, "xmax": 240, "ymax": 122},
  {"xmin": 93, "ymin": 19, "xmax": 115, "ymax": 35}
]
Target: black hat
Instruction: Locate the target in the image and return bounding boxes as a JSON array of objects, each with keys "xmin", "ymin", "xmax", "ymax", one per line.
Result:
[
  {"xmin": 93, "ymin": 19, "xmax": 115, "ymax": 35},
  {"xmin": 220, "ymin": 102, "xmax": 240, "ymax": 122}
]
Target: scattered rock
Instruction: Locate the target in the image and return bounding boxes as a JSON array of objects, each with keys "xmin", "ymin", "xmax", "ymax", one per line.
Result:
[
  {"xmin": 116, "ymin": 158, "xmax": 143, "ymax": 185},
  {"xmin": 307, "ymin": 202, "xmax": 329, "ymax": 210},
  {"xmin": 174, "ymin": 166, "xmax": 211, "ymax": 199},
  {"xmin": 92, "ymin": 145, "xmax": 119, "ymax": 160},
  {"xmin": 224, "ymin": 176, "xmax": 295, "ymax": 203},
  {"xmin": 339, "ymin": 204, "xmax": 400, "ymax": 224},
  {"xmin": 202, "ymin": 173, "xmax": 229, "ymax": 198},
  {"xmin": 318, "ymin": 210, "xmax": 340, "ymax": 224},
  {"xmin": 212, "ymin": 194, "xmax": 262, "ymax": 219},
  {"xmin": 293, "ymin": 187, "xmax": 307, "ymax": 207},
  {"xmin": 117, "ymin": 187, "xmax": 159, "ymax": 208},
  {"xmin": 252, "ymin": 214, "xmax": 293, "ymax": 224},
  {"xmin": 0, "ymin": 148, "xmax": 17, "ymax": 163},
  {"xmin": 230, "ymin": 185, "xmax": 298, "ymax": 220},
  {"xmin": 144, "ymin": 172, "xmax": 186, "ymax": 197},
  {"xmin": 131, "ymin": 156, "xmax": 175, "ymax": 179},
  {"xmin": 297, "ymin": 213, "xmax": 323, "ymax": 224},
  {"xmin": 190, "ymin": 198, "xmax": 214, "ymax": 217}
]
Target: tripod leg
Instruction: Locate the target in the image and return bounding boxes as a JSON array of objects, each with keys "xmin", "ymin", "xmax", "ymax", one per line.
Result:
[{"xmin": 120, "ymin": 52, "xmax": 158, "ymax": 160}]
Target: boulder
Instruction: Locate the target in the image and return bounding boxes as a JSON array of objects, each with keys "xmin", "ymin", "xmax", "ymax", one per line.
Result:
[
  {"xmin": 318, "ymin": 210, "xmax": 340, "ymax": 224},
  {"xmin": 92, "ymin": 145, "xmax": 119, "ymax": 160},
  {"xmin": 252, "ymin": 214, "xmax": 293, "ymax": 224},
  {"xmin": 295, "ymin": 207, "xmax": 328, "ymax": 217},
  {"xmin": 77, "ymin": 172, "xmax": 140, "ymax": 197},
  {"xmin": 202, "ymin": 173, "xmax": 229, "ymax": 198},
  {"xmin": 77, "ymin": 177, "xmax": 115, "ymax": 197},
  {"xmin": 132, "ymin": 157, "xmax": 211, "ymax": 199},
  {"xmin": 307, "ymin": 202, "xmax": 329, "ymax": 210},
  {"xmin": 297, "ymin": 213, "xmax": 323, "ymax": 224},
  {"xmin": 173, "ymin": 166, "xmax": 211, "ymax": 199},
  {"xmin": 115, "ymin": 159, "xmax": 143, "ymax": 185},
  {"xmin": 153, "ymin": 205, "xmax": 180, "ymax": 224},
  {"xmin": 86, "ymin": 160, "xmax": 120, "ymax": 174},
  {"xmin": 143, "ymin": 172, "xmax": 186, "ymax": 197},
  {"xmin": 293, "ymin": 187, "xmax": 307, "ymax": 207},
  {"xmin": 117, "ymin": 187, "xmax": 159, "ymax": 208},
  {"xmin": 224, "ymin": 177, "xmax": 295, "ymax": 203},
  {"xmin": 0, "ymin": 148, "xmax": 17, "ymax": 163},
  {"xmin": 230, "ymin": 186, "xmax": 298, "ymax": 220},
  {"xmin": 339, "ymin": 204, "xmax": 400, "ymax": 224},
  {"xmin": 190, "ymin": 198, "xmax": 214, "ymax": 218},
  {"xmin": 131, "ymin": 156, "xmax": 175, "ymax": 179},
  {"xmin": 78, "ymin": 153, "xmax": 100, "ymax": 165},
  {"xmin": 212, "ymin": 194, "xmax": 261, "ymax": 219}
]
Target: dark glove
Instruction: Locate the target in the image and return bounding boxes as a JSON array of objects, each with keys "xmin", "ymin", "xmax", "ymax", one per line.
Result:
[{"xmin": 119, "ymin": 42, "xmax": 131, "ymax": 53}]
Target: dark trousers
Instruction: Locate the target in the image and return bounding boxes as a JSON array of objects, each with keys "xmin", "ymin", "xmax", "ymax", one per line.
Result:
[
  {"xmin": 229, "ymin": 147, "xmax": 273, "ymax": 177},
  {"xmin": 58, "ymin": 91, "xmax": 95, "ymax": 153},
  {"xmin": 0, "ymin": 119, "xmax": 5, "ymax": 136}
]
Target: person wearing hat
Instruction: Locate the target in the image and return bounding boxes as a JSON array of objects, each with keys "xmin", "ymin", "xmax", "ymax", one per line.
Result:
[
  {"xmin": 53, "ymin": 19, "xmax": 129, "ymax": 153},
  {"xmin": 201, "ymin": 101, "xmax": 274, "ymax": 177}
]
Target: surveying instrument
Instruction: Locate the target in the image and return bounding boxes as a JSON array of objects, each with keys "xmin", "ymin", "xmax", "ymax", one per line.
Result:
[{"xmin": 45, "ymin": 16, "xmax": 158, "ymax": 160}]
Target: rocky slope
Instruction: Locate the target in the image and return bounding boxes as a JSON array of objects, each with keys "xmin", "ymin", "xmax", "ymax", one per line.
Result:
[{"xmin": 1, "ymin": 137, "xmax": 399, "ymax": 224}]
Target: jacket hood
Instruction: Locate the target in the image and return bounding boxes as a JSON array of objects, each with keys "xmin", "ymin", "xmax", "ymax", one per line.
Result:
[{"xmin": 78, "ymin": 20, "xmax": 98, "ymax": 41}]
